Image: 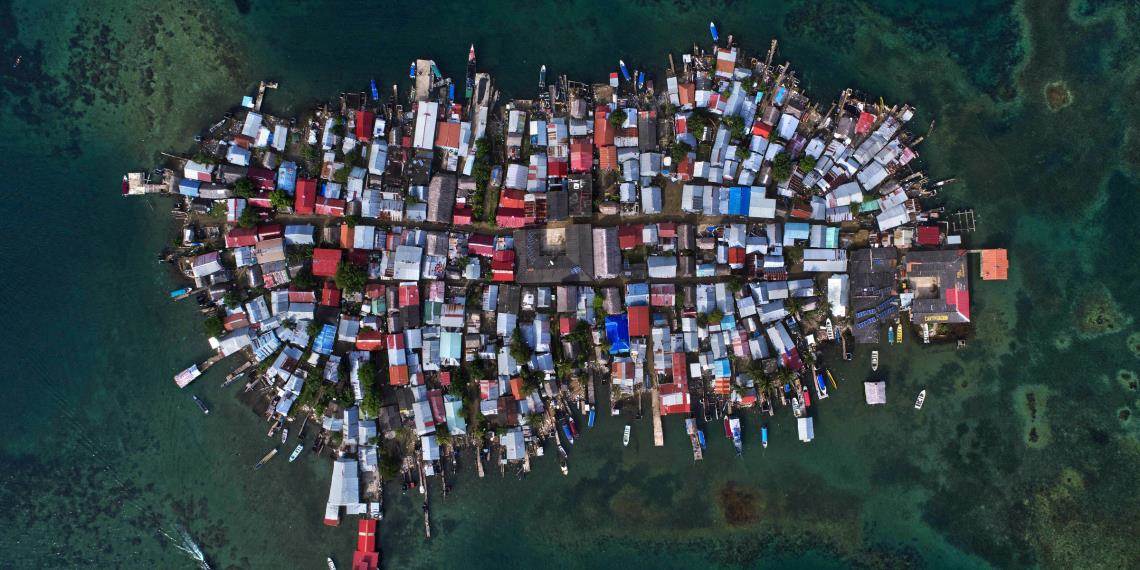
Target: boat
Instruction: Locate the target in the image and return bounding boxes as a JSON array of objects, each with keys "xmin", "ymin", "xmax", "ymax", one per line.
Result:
[
  {"xmin": 192, "ymin": 395, "xmax": 210, "ymax": 415},
  {"xmin": 174, "ymin": 364, "xmax": 202, "ymax": 388},
  {"xmin": 289, "ymin": 443, "xmax": 303, "ymax": 462},
  {"xmin": 897, "ymin": 321, "xmax": 904, "ymax": 343},
  {"xmin": 327, "ymin": 557, "xmax": 336, "ymax": 570},
  {"xmin": 618, "ymin": 59, "xmax": 631, "ymax": 82},
  {"xmin": 685, "ymin": 418, "xmax": 704, "ymax": 460},
  {"xmin": 561, "ymin": 423, "xmax": 575, "ymax": 445},
  {"xmin": 709, "ymin": 21, "xmax": 719, "ymax": 43},
  {"xmin": 254, "ymin": 447, "xmax": 279, "ymax": 470},
  {"xmin": 623, "ymin": 425, "xmax": 631, "ymax": 447},
  {"xmin": 169, "ymin": 286, "xmax": 192, "ymax": 299},
  {"xmin": 637, "ymin": 71, "xmax": 645, "ymax": 90},
  {"xmin": 12, "ymin": 55, "xmax": 21, "ymax": 69},
  {"xmin": 281, "ymin": 428, "xmax": 289, "ymax": 444},
  {"xmin": 728, "ymin": 417, "xmax": 743, "ymax": 456},
  {"xmin": 826, "ymin": 369, "xmax": 838, "ymax": 389},
  {"xmin": 697, "ymin": 429, "xmax": 706, "ymax": 450},
  {"xmin": 761, "ymin": 424, "xmax": 769, "ymax": 449},
  {"xmin": 567, "ymin": 414, "xmax": 579, "ymax": 437},
  {"xmin": 871, "ymin": 350, "xmax": 879, "ymax": 372},
  {"xmin": 370, "ymin": 78, "xmax": 379, "ymax": 100},
  {"xmin": 888, "ymin": 325, "xmax": 896, "ymax": 345},
  {"xmin": 465, "ymin": 45, "xmax": 477, "ymax": 101},
  {"xmin": 559, "ymin": 454, "xmax": 568, "ymax": 475},
  {"xmin": 538, "ymin": 64, "xmax": 547, "ymax": 89},
  {"xmin": 408, "ymin": 61, "xmax": 416, "ymax": 78},
  {"xmin": 587, "ymin": 408, "xmax": 596, "ymax": 428},
  {"xmin": 915, "ymin": 389, "xmax": 926, "ymax": 410},
  {"xmin": 823, "ymin": 318, "xmax": 835, "ymax": 341},
  {"xmin": 802, "ymin": 386, "xmax": 811, "ymax": 408},
  {"xmin": 816, "ymin": 373, "xmax": 830, "ymax": 399}
]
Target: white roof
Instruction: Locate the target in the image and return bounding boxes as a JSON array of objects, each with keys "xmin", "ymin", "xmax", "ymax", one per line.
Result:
[{"xmin": 413, "ymin": 102, "xmax": 439, "ymax": 150}]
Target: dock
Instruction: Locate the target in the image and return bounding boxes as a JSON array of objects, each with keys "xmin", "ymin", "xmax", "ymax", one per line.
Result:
[
  {"xmin": 650, "ymin": 388, "xmax": 664, "ymax": 447},
  {"xmin": 221, "ymin": 360, "xmax": 253, "ymax": 388}
]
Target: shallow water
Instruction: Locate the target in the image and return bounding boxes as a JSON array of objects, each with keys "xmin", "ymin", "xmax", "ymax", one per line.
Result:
[{"xmin": 1, "ymin": 0, "xmax": 1138, "ymax": 568}]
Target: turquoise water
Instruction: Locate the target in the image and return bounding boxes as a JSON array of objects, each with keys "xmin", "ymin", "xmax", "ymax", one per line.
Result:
[{"xmin": 2, "ymin": 0, "xmax": 1139, "ymax": 568}]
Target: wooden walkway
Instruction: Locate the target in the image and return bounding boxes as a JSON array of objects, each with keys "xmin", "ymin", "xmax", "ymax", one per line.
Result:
[{"xmin": 650, "ymin": 388, "xmax": 664, "ymax": 447}]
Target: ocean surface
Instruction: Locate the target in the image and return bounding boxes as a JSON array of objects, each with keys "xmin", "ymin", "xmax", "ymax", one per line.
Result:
[{"xmin": 2, "ymin": 0, "xmax": 1139, "ymax": 568}]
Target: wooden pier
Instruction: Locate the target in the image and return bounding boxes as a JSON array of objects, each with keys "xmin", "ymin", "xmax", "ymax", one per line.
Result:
[{"xmin": 650, "ymin": 388, "xmax": 664, "ymax": 447}]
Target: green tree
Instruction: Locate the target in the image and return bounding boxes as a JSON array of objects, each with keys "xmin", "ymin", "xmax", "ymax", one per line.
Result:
[
  {"xmin": 237, "ymin": 207, "xmax": 258, "ymax": 228},
  {"xmin": 708, "ymin": 309, "xmax": 725, "ymax": 324},
  {"xmin": 510, "ymin": 328, "xmax": 532, "ymax": 364},
  {"xmin": 269, "ymin": 189, "xmax": 292, "ymax": 210},
  {"xmin": 379, "ymin": 447, "xmax": 402, "ymax": 480},
  {"xmin": 335, "ymin": 262, "xmax": 366, "ymax": 294},
  {"xmin": 306, "ymin": 320, "xmax": 324, "ymax": 336},
  {"xmin": 204, "ymin": 315, "xmax": 225, "ymax": 338},
  {"xmin": 723, "ymin": 115, "xmax": 745, "ymax": 140},
  {"xmin": 223, "ymin": 290, "xmax": 241, "ymax": 309},
  {"xmin": 608, "ymin": 108, "xmax": 628, "ymax": 128},
  {"xmin": 670, "ymin": 141, "xmax": 692, "ymax": 165},
  {"xmin": 344, "ymin": 214, "xmax": 360, "ymax": 228},
  {"xmin": 233, "ymin": 178, "xmax": 255, "ymax": 198},
  {"xmin": 798, "ymin": 155, "xmax": 818, "ymax": 173},
  {"xmin": 291, "ymin": 267, "xmax": 316, "ymax": 290},
  {"xmin": 359, "ymin": 361, "xmax": 380, "ymax": 417},
  {"xmin": 770, "ymin": 153, "xmax": 792, "ymax": 182}
]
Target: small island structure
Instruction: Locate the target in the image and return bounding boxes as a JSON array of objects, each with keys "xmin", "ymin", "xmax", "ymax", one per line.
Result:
[{"xmin": 127, "ymin": 29, "xmax": 1006, "ymax": 546}]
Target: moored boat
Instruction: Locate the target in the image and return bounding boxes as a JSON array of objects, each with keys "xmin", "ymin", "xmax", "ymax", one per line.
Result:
[
  {"xmin": 897, "ymin": 321, "xmax": 904, "ymax": 343},
  {"xmin": 618, "ymin": 59, "xmax": 630, "ymax": 81},
  {"xmin": 623, "ymin": 425, "xmax": 631, "ymax": 447},
  {"xmin": 254, "ymin": 447, "xmax": 279, "ymax": 470},
  {"xmin": 587, "ymin": 408, "xmax": 596, "ymax": 428},
  {"xmin": 192, "ymin": 395, "xmax": 210, "ymax": 415},
  {"xmin": 289, "ymin": 443, "xmax": 303, "ymax": 462},
  {"xmin": 871, "ymin": 350, "xmax": 879, "ymax": 372},
  {"xmin": 370, "ymin": 78, "xmax": 379, "ymax": 100},
  {"xmin": 802, "ymin": 386, "xmax": 811, "ymax": 408},
  {"xmin": 915, "ymin": 389, "xmax": 926, "ymax": 410},
  {"xmin": 709, "ymin": 21, "xmax": 719, "ymax": 43},
  {"xmin": 408, "ymin": 62, "xmax": 415, "ymax": 78},
  {"xmin": 327, "ymin": 556, "xmax": 336, "ymax": 570},
  {"xmin": 728, "ymin": 417, "xmax": 743, "ymax": 456},
  {"xmin": 561, "ymin": 423, "xmax": 575, "ymax": 445},
  {"xmin": 761, "ymin": 424, "xmax": 769, "ymax": 449},
  {"xmin": 888, "ymin": 325, "xmax": 896, "ymax": 345},
  {"xmin": 465, "ymin": 44, "xmax": 476, "ymax": 100},
  {"xmin": 281, "ymin": 428, "xmax": 289, "ymax": 444},
  {"xmin": 816, "ymin": 373, "xmax": 830, "ymax": 399}
]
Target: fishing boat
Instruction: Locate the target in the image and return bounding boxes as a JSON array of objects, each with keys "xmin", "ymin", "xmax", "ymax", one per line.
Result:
[
  {"xmin": 618, "ymin": 59, "xmax": 631, "ymax": 82},
  {"xmin": 192, "ymin": 395, "xmax": 210, "ymax": 415},
  {"xmin": 169, "ymin": 286, "xmax": 192, "ymax": 299},
  {"xmin": 888, "ymin": 325, "xmax": 896, "ymax": 345},
  {"xmin": 254, "ymin": 447, "xmax": 279, "ymax": 470},
  {"xmin": 407, "ymin": 61, "xmax": 416, "ymax": 78},
  {"xmin": 538, "ymin": 64, "xmax": 547, "ymax": 89},
  {"xmin": 12, "ymin": 55, "xmax": 21, "ymax": 69},
  {"xmin": 826, "ymin": 369, "xmax": 838, "ymax": 389},
  {"xmin": 816, "ymin": 373, "xmax": 830, "ymax": 399},
  {"xmin": 561, "ymin": 422, "xmax": 575, "ymax": 445},
  {"xmin": 727, "ymin": 417, "xmax": 743, "ymax": 456},
  {"xmin": 559, "ymin": 453, "xmax": 568, "ymax": 475},
  {"xmin": 567, "ymin": 414, "xmax": 579, "ymax": 437},
  {"xmin": 288, "ymin": 443, "xmax": 303, "ymax": 462},
  {"xmin": 871, "ymin": 350, "xmax": 879, "ymax": 372},
  {"xmin": 623, "ymin": 425, "xmax": 631, "ymax": 447},
  {"xmin": 698, "ymin": 429, "xmax": 706, "ymax": 450},
  {"xmin": 915, "ymin": 389, "xmax": 926, "ymax": 410},
  {"xmin": 327, "ymin": 557, "xmax": 336, "ymax": 570},
  {"xmin": 761, "ymin": 424, "xmax": 769, "ymax": 449},
  {"xmin": 465, "ymin": 45, "xmax": 476, "ymax": 101},
  {"xmin": 369, "ymin": 78, "xmax": 379, "ymax": 100},
  {"xmin": 709, "ymin": 21, "xmax": 719, "ymax": 43},
  {"xmin": 281, "ymin": 428, "xmax": 289, "ymax": 444},
  {"xmin": 897, "ymin": 321, "xmax": 904, "ymax": 343},
  {"xmin": 802, "ymin": 386, "xmax": 811, "ymax": 408},
  {"xmin": 685, "ymin": 418, "xmax": 704, "ymax": 460},
  {"xmin": 587, "ymin": 407, "xmax": 596, "ymax": 428},
  {"xmin": 637, "ymin": 71, "xmax": 645, "ymax": 90},
  {"xmin": 823, "ymin": 318, "xmax": 835, "ymax": 341}
]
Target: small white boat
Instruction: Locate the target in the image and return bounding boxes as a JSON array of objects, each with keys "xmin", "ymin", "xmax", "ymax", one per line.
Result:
[
  {"xmin": 281, "ymin": 428, "xmax": 288, "ymax": 444},
  {"xmin": 915, "ymin": 389, "xmax": 926, "ymax": 410},
  {"xmin": 623, "ymin": 425, "xmax": 631, "ymax": 447},
  {"xmin": 327, "ymin": 557, "xmax": 337, "ymax": 570},
  {"xmin": 289, "ymin": 443, "xmax": 304, "ymax": 462},
  {"xmin": 871, "ymin": 350, "xmax": 879, "ymax": 372}
]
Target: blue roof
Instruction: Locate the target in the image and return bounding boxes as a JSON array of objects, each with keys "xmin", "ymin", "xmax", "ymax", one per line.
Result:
[
  {"xmin": 728, "ymin": 186, "xmax": 750, "ymax": 216},
  {"xmin": 313, "ymin": 323, "xmax": 336, "ymax": 355},
  {"xmin": 715, "ymin": 358, "xmax": 732, "ymax": 377},
  {"xmin": 177, "ymin": 178, "xmax": 201, "ymax": 197},
  {"xmin": 785, "ymin": 222, "xmax": 811, "ymax": 240},
  {"xmin": 605, "ymin": 314, "xmax": 630, "ymax": 355},
  {"xmin": 277, "ymin": 161, "xmax": 297, "ymax": 194}
]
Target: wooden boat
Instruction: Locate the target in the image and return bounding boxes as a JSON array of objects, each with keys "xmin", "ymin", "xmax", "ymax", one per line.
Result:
[
  {"xmin": 289, "ymin": 443, "xmax": 303, "ymax": 462},
  {"xmin": 281, "ymin": 428, "xmax": 289, "ymax": 444},
  {"xmin": 871, "ymin": 350, "xmax": 879, "ymax": 372},
  {"xmin": 254, "ymin": 447, "xmax": 279, "ymax": 470},
  {"xmin": 618, "ymin": 59, "xmax": 630, "ymax": 81},
  {"xmin": 888, "ymin": 325, "xmax": 896, "ymax": 345},
  {"xmin": 761, "ymin": 424, "xmax": 769, "ymax": 449},
  {"xmin": 327, "ymin": 557, "xmax": 336, "ymax": 570},
  {"xmin": 192, "ymin": 395, "xmax": 210, "ymax": 415},
  {"xmin": 623, "ymin": 425, "xmax": 631, "ymax": 447},
  {"xmin": 823, "ymin": 318, "xmax": 835, "ymax": 341},
  {"xmin": 728, "ymin": 417, "xmax": 743, "ymax": 456},
  {"xmin": 915, "ymin": 389, "xmax": 926, "ymax": 410},
  {"xmin": 897, "ymin": 321, "xmax": 904, "ymax": 343}
]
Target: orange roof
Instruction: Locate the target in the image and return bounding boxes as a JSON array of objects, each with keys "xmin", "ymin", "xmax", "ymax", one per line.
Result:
[
  {"xmin": 599, "ymin": 145, "xmax": 618, "ymax": 171},
  {"xmin": 389, "ymin": 364, "xmax": 409, "ymax": 386},
  {"xmin": 340, "ymin": 224, "xmax": 354, "ymax": 249},
  {"xmin": 980, "ymin": 249, "xmax": 1009, "ymax": 280},
  {"xmin": 435, "ymin": 122, "xmax": 461, "ymax": 149},
  {"xmin": 678, "ymin": 83, "xmax": 695, "ymax": 106},
  {"xmin": 509, "ymin": 377, "xmax": 524, "ymax": 400}
]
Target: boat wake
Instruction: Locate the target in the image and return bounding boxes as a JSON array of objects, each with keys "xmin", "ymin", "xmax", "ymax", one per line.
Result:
[{"xmin": 159, "ymin": 526, "xmax": 212, "ymax": 570}]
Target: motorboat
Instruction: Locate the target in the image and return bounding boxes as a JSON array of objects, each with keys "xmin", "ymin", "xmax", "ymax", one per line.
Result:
[
  {"xmin": 871, "ymin": 350, "xmax": 879, "ymax": 372},
  {"xmin": 915, "ymin": 389, "xmax": 927, "ymax": 410},
  {"xmin": 623, "ymin": 425, "xmax": 631, "ymax": 447}
]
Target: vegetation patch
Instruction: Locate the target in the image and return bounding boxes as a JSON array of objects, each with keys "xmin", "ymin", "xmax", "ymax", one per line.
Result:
[
  {"xmin": 717, "ymin": 481, "xmax": 760, "ymax": 526},
  {"xmin": 1013, "ymin": 385, "xmax": 1051, "ymax": 449},
  {"xmin": 1118, "ymin": 369, "xmax": 1137, "ymax": 392},
  {"xmin": 1074, "ymin": 286, "xmax": 1131, "ymax": 338},
  {"xmin": 1043, "ymin": 80, "xmax": 1072, "ymax": 111}
]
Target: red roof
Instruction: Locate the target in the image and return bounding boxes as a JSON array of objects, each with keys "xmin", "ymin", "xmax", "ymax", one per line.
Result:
[
  {"xmin": 398, "ymin": 283, "xmax": 420, "ymax": 307},
  {"xmin": 468, "ymin": 233, "xmax": 495, "ymax": 257},
  {"xmin": 340, "ymin": 224, "xmax": 354, "ymax": 248},
  {"xmin": 315, "ymin": 196, "xmax": 346, "ymax": 216},
  {"xmin": 452, "ymin": 204, "xmax": 473, "ymax": 226},
  {"xmin": 491, "ymin": 249, "xmax": 516, "ymax": 282},
  {"xmin": 594, "ymin": 106, "xmax": 614, "ymax": 147},
  {"xmin": 225, "ymin": 227, "xmax": 258, "ymax": 248},
  {"xmin": 570, "ymin": 140, "xmax": 592, "ymax": 173},
  {"xmin": 429, "ymin": 389, "xmax": 446, "ymax": 425},
  {"xmin": 856, "ymin": 111, "xmax": 876, "ymax": 135},
  {"xmin": 509, "ymin": 377, "xmax": 524, "ymax": 400},
  {"xmin": 659, "ymin": 382, "xmax": 691, "ymax": 415},
  {"xmin": 980, "ymin": 249, "xmax": 1009, "ymax": 281},
  {"xmin": 560, "ymin": 316, "xmax": 576, "ymax": 335},
  {"xmin": 728, "ymin": 246, "xmax": 746, "ymax": 266},
  {"xmin": 312, "ymin": 248, "xmax": 342, "ymax": 277},
  {"xmin": 677, "ymin": 83, "xmax": 695, "ymax": 106},
  {"xmin": 321, "ymin": 281, "xmax": 341, "ymax": 307},
  {"xmin": 224, "ymin": 312, "xmax": 250, "ymax": 331},
  {"xmin": 356, "ymin": 329, "xmax": 384, "ymax": 351},
  {"xmin": 294, "ymin": 178, "xmax": 317, "ymax": 214},
  {"xmin": 657, "ymin": 222, "xmax": 677, "ymax": 238},
  {"xmin": 751, "ymin": 122, "xmax": 772, "ymax": 139},
  {"xmin": 439, "ymin": 371, "xmax": 451, "ymax": 387},
  {"xmin": 247, "ymin": 167, "xmax": 276, "ymax": 191},
  {"xmin": 671, "ymin": 353, "xmax": 688, "ymax": 385},
  {"xmin": 353, "ymin": 519, "xmax": 380, "ymax": 569},
  {"xmin": 946, "ymin": 287, "xmax": 971, "ymax": 321},
  {"xmin": 628, "ymin": 305, "xmax": 650, "ymax": 337},
  {"xmin": 916, "ymin": 225, "xmax": 942, "ymax": 247},
  {"xmin": 288, "ymin": 288, "xmax": 316, "ymax": 303},
  {"xmin": 388, "ymin": 364, "xmax": 409, "ymax": 386},
  {"xmin": 618, "ymin": 224, "xmax": 643, "ymax": 249},
  {"xmin": 355, "ymin": 110, "xmax": 375, "ymax": 142},
  {"xmin": 364, "ymin": 283, "xmax": 385, "ymax": 300},
  {"xmin": 435, "ymin": 122, "xmax": 461, "ymax": 149},
  {"xmin": 257, "ymin": 223, "xmax": 283, "ymax": 241},
  {"xmin": 498, "ymin": 187, "xmax": 526, "ymax": 209}
]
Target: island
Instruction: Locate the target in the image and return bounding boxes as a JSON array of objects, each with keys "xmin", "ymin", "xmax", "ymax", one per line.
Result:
[{"xmin": 126, "ymin": 28, "xmax": 1008, "ymax": 567}]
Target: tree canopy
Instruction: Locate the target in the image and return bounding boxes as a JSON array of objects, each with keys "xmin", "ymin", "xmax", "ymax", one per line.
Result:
[{"xmin": 335, "ymin": 262, "xmax": 366, "ymax": 294}]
